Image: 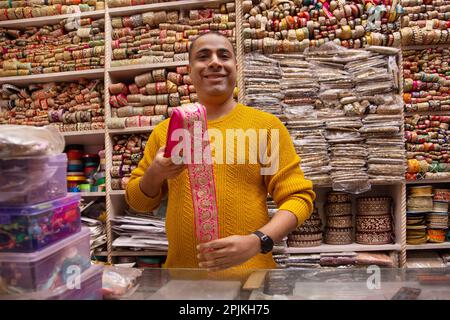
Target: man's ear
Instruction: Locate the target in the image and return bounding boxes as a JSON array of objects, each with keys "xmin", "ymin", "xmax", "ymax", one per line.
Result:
[{"xmin": 187, "ymin": 65, "xmax": 191, "ymax": 74}]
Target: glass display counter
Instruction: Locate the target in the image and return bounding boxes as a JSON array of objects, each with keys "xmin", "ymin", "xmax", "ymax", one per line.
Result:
[{"xmin": 124, "ymin": 267, "xmax": 450, "ymax": 300}]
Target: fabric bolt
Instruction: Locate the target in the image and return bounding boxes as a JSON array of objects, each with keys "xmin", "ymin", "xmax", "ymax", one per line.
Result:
[
  {"xmin": 1, "ymin": 18, "xmax": 105, "ymax": 77},
  {"xmin": 111, "ymin": 5, "xmax": 236, "ymax": 66},
  {"xmin": 0, "ymin": 80, "xmax": 104, "ymax": 131},
  {"xmin": 107, "ymin": 68, "xmax": 199, "ymax": 129},
  {"xmin": 0, "ymin": 1, "xmax": 104, "ymax": 21},
  {"xmin": 243, "ymin": 0, "xmax": 402, "ymax": 52}
]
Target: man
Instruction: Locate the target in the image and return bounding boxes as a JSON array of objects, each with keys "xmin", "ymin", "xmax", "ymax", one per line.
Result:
[{"xmin": 126, "ymin": 32, "xmax": 315, "ymax": 276}]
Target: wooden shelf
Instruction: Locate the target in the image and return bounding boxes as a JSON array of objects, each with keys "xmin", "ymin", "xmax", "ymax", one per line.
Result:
[
  {"xmin": 276, "ymin": 243, "xmax": 402, "ymax": 254},
  {"xmin": 109, "ymin": 61, "xmax": 189, "ymax": 81},
  {"xmin": 108, "ymin": 126, "xmax": 156, "ymax": 135},
  {"xmin": 406, "ymin": 179, "xmax": 450, "ymax": 185},
  {"xmin": 0, "ymin": 69, "xmax": 104, "ymax": 86},
  {"xmin": 406, "ymin": 243, "xmax": 450, "ymax": 251},
  {"xmin": 111, "ymin": 251, "xmax": 167, "ymax": 257},
  {"xmin": 110, "ymin": 190, "xmax": 126, "ymax": 196},
  {"xmin": 92, "ymin": 251, "xmax": 109, "ymax": 257},
  {"xmin": 405, "ymin": 111, "xmax": 450, "ymax": 116},
  {"xmin": 313, "ymin": 180, "xmax": 404, "ymax": 189},
  {"xmin": 403, "ymin": 44, "xmax": 450, "ymax": 51},
  {"xmin": 0, "ymin": 10, "xmax": 105, "ymax": 29},
  {"xmin": 108, "ymin": 0, "xmax": 229, "ymax": 16},
  {"xmin": 62, "ymin": 130, "xmax": 105, "ymax": 145},
  {"xmin": 69, "ymin": 192, "xmax": 106, "ymax": 197}
]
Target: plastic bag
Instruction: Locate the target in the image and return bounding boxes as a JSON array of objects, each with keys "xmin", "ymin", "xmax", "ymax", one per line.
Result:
[
  {"xmin": 102, "ymin": 265, "xmax": 143, "ymax": 299},
  {"xmin": 0, "ymin": 125, "xmax": 64, "ymax": 159}
]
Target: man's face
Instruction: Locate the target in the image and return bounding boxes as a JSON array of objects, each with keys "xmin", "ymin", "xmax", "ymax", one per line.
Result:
[{"xmin": 189, "ymin": 34, "xmax": 237, "ymax": 99}]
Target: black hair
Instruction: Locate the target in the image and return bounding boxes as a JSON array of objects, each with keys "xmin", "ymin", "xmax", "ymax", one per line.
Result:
[{"xmin": 188, "ymin": 31, "xmax": 236, "ymax": 62}]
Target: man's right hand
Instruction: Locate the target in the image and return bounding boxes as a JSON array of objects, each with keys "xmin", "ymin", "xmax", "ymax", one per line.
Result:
[
  {"xmin": 139, "ymin": 146, "xmax": 186, "ymax": 198},
  {"xmin": 148, "ymin": 146, "xmax": 186, "ymax": 181}
]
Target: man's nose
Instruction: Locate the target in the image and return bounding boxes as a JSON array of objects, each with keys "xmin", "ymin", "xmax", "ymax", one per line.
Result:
[{"xmin": 208, "ymin": 54, "xmax": 222, "ymax": 69}]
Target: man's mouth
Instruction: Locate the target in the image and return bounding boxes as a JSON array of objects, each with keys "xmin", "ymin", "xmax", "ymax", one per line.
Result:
[{"xmin": 204, "ymin": 74, "xmax": 227, "ymax": 80}]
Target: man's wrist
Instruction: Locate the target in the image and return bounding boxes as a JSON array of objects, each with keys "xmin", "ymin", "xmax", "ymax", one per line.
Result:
[{"xmin": 249, "ymin": 233, "xmax": 262, "ymax": 253}]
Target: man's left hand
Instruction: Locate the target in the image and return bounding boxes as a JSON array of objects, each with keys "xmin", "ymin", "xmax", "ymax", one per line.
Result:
[{"xmin": 197, "ymin": 235, "xmax": 261, "ymax": 272}]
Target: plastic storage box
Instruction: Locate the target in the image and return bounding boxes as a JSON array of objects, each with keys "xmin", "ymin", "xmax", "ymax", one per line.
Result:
[
  {"xmin": 0, "ymin": 153, "xmax": 67, "ymax": 206},
  {"xmin": 44, "ymin": 264, "xmax": 104, "ymax": 300},
  {"xmin": 0, "ymin": 227, "xmax": 91, "ymax": 294},
  {"xmin": 0, "ymin": 194, "xmax": 81, "ymax": 253}
]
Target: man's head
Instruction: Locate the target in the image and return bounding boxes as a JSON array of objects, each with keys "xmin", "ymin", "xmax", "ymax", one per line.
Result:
[{"xmin": 188, "ymin": 32, "xmax": 237, "ymax": 104}]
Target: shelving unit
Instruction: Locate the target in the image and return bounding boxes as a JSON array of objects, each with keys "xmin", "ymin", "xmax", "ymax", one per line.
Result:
[
  {"xmin": 70, "ymin": 192, "xmax": 106, "ymax": 197},
  {"xmin": 1, "ymin": 0, "xmax": 449, "ymax": 268},
  {"xmin": 407, "ymin": 243, "xmax": 450, "ymax": 251},
  {"xmin": 278, "ymin": 244, "xmax": 402, "ymax": 255}
]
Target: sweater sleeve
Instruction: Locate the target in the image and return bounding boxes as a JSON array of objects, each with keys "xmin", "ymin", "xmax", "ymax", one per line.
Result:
[
  {"xmin": 263, "ymin": 116, "xmax": 316, "ymax": 227},
  {"xmin": 125, "ymin": 129, "xmax": 164, "ymax": 213}
]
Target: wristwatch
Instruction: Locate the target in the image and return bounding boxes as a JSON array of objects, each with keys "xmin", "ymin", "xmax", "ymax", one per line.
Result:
[{"xmin": 253, "ymin": 231, "xmax": 274, "ymax": 254}]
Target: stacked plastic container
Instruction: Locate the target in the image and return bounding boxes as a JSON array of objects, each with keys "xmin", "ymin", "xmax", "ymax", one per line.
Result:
[{"xmin": 0, "ymin": 128, "xmax": 103, "ymax": 300}]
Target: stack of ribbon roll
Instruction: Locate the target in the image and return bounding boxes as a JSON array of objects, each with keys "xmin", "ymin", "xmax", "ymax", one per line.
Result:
[
  {"xmin": 0, "ymin": 18, "xmax": 105, "ymax": 77},
  {"xmin": 243, "ymin": 53, "xmax": 283, "ymax": 116},
  {"xmin": 242, "ymin": 0, "xmax": 402, "ymax": 53},
  {"xmin": 405, "ymin": 115, "xmax": 450, "ymax": 181},
  {"xmin": 108, "ymin": 0, "xmax": 169, "ymax": 8},
  {"xmin": 324, "ymin": 192, "xmax": 353, "ymax": 245},
  {"xmin": 403, "ymin": 48, "xmax": 450, "ymax": 113},
  {"xmin": 426, "ymin": 187, "xmax": 449, "ymax": 242},
  {"xmin": 66, "ymin": 145, "xmax": 104, "ymax": 192},
  {"xmin": 0, "ymin": 0, "xmax": 104, "ymax": 21},
  {"xmin": 401, "ymin": 0, "xmax": 450, "ymax": 46},
  {"xmin": 275, "ymin": 53, "xmax": 332, "ymax": 185},
  {"xmin": 110, "ymin": 3, "xmax": 236, "ymax": 67},
  {"xmin": 0, "ymin": 80, "xmax": 104, "ymax": 131},
  {"xmin": 355, "ymin": 197, "xmax": 393, "ymax": 245},
  {"xmin": 287, "ymin": 119, "xmax": 331, "ymax": 185},
  {"xmin": 287, "ymin": 207, "xmax": 323, "ymax": 247},
  {"xmin": 406, "ymin": 185, "xmax": 433, "ymax": 244},
  {"xmin": 243, "ymin": 44, "xmax": 403, "ymax": 193},
  {"xmin": 325, "ymin": 117, "xmax": 370, "ymax": 193},
  {"xmin": 110, "ymin": 133, "xmax": 149, "ymax": 190},
  {"xmin": 66, "ymin": 144, "xmax": 86, "ymax": 192},
  {"xmin": 107, "ymin": 67, "xmax": 195, "ymax": 129}
]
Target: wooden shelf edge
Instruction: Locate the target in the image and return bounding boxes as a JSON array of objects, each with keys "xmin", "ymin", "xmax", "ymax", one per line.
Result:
[
  {"xmin": 313, "ymin": 180, "xmax": 404, "ymax": 189},
  {"xmin": 110, "ymin": 190, "xmax": 125, "ymax": 195},
  {"xmin": 108, "ymin": 126, "xmax": 156, "ymax": 134},
  {"xmin": 275, "ymin": 243, "xmax": 402, "ymax": 254},
  {"xmin": 405, "ymin": 111, "xmax": 450, "ymax": 116},
  {"xmin": 70, "ymin": 192, "xmax": 106, "ymax": 197},
  {"xmin": 0, "ymin": 10, "xmax": 105, "ymax": 28},
  {"xmin": 403, "ymin": 44, "xmax": 450, "ymax": 51},
  {"xmin": 0, "ymin": 69, "xmax": 105, "ymax": 85},
  {"xmin": 406, "ymin": 243, "xmax": 450, "ymax": 251},
  {"xmin": 406, "ymin": 179, "xmax": 450, "ymax": 185},
  {"xmin": 108, "ymin": 0, "xmax": 229, "ymax": 16},
  {"xmin": 110, "ymin": 251, "xmax": 167, "ymax": 256},
  {"xmin": 109, "ymin": 61, "xmax": 189, "ymax": 75},
  {"xmin": 62, "ymin": 130, "xmax": 105, "ymax": 137}
]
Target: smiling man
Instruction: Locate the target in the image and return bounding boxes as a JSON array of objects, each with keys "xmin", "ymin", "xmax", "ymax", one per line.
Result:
[{"xmin": 125, "ymin": 32, "xmax": 315, "ymax": 277}]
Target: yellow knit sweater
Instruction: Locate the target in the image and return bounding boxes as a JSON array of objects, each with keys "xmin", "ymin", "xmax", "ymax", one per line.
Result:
[{"xmin": 125, "ymin": 103, "xmax": 315, "ymax": 277}]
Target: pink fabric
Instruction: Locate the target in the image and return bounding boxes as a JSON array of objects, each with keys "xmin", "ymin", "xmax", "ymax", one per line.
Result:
[{"xmin": 165, "ymin": 103, "xmax": 219, "ymax": 243}]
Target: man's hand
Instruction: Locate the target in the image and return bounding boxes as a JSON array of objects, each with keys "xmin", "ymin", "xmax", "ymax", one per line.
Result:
[
  {"xmin": 196, "ymin": 235, "xmax": 261, "ymax": 272},
  {"xmin": 139, "ymin": 146, "xmax": 186, "ymax": 198},
  {"xmin": 149, "ymin": 146, "xmax": 186, "ymax": 180}
]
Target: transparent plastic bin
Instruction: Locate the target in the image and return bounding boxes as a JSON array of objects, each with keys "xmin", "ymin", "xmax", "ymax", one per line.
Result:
[
  {"xmin": 0, "ymin": 194, "xmax": 81, "ymax": 253},
  {"xmin": 45, "ymin": 264, "xmax": 104, "ymax": 300},
  {"xmin": 0, "ymin": 153, "xmax": 68, "ymax": 206},
  {"xmin": 0, "ymin": 227, "xmax": 91, "ymax": 295}
]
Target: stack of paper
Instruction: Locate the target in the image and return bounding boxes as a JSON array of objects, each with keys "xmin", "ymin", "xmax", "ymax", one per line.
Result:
[
  {"xmin": 81, "ymin": 216, "xmax": 107, "ymax": 253},
  {"xmin": 111, "ymin": 214, "xmax": 168, "ymax": 252}
]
